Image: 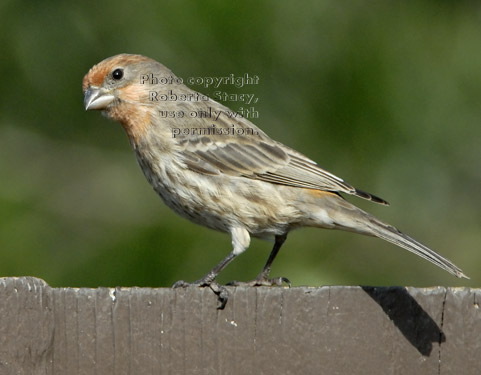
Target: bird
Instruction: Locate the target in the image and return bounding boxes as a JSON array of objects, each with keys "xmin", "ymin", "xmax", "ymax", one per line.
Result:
[{"xmin": 83, "ymin": 53, "xmax": 468, "ymax": 292}]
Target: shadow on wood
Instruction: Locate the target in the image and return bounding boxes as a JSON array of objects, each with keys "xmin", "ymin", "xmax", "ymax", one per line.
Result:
[
  {"xmin": 362, "ymin": 286, "xmax": 445, "ymax": 356},
  {"xmin": 0, "ymin": 277, "xmax": 479, "ymax": 374}
]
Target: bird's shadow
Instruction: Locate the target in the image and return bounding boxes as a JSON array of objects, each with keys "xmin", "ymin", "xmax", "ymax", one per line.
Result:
[{"xmin": 361, "ymin": 286, "xmax": 445, "ymax": 356}]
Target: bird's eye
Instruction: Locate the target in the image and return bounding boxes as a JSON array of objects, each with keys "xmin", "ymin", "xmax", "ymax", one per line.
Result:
[{"xmin": 112, "ymin": 68, "xmax": 124, "ymax": 80}]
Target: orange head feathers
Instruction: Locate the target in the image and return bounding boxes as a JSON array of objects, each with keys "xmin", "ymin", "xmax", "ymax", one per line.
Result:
[{"xmin": 83, "ymin": 54, "xmax": 167, "ymax": 142}]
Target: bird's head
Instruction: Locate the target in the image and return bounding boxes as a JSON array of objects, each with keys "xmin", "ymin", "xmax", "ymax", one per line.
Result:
[
  {"xmin": 83, "ymin": 54, "xmax": 156, "ymax": 111},
  {"xmin": 83, "ymin": 54, "xmax": 173, "ymax": 142}
]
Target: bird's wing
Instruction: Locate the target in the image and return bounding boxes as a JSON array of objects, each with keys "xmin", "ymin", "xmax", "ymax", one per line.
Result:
[{"xmin": 177, "ymin": 131, "xmax": 388, "ymax": 205}]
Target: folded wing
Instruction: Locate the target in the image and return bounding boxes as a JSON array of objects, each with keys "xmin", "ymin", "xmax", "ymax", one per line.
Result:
[{"xmin": 177, "ymin": 133, "xmax": 388, "ymax": 205}]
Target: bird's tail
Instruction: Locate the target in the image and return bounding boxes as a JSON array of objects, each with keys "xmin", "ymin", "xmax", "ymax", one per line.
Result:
[
  {"xmin": 323, "ymin": 198, "xmax": 468, "ymax": 279},
  {"xmin": 364, "ymin": 214, "xmax": 467, "ymax": 278}
]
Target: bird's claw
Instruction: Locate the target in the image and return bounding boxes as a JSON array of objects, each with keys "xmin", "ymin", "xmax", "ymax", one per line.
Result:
[
  {"xmin": 172, "ymin": 279, "xmax": 229, "ymax": 309},
  {"xmin": 172, "ymin": 279, "xmax": 202, "ymax": 288},
  {"xmin": 227, "ymin": 276, "xmax": 291, "ymax": 287}
]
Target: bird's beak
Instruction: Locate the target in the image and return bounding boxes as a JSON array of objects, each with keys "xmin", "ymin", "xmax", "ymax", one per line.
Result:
[{"xmin": 84, "ymin": 86, "xmax": 115, "ymax": 110}]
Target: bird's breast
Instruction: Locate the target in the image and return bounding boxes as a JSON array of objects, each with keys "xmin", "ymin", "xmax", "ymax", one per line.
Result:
[{"xmin": 133, "ymin": 143, "xmax": 307, "ymax": 237}]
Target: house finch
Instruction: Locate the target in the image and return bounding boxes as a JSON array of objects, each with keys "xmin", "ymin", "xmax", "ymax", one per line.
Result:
[{"xmin": 83, "ymin": 54, "xmax": 467, "ymax": 290}]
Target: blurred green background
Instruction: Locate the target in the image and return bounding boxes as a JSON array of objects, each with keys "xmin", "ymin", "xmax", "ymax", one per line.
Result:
[{"xmin": 1, "ymin": 1, "xmax": 479, "ymax": 288}]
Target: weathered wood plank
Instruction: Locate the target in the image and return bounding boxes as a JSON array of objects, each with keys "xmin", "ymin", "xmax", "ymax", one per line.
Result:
[
  {"xmin": 0, "ymin": 277, "xmax": 54, "ymax": 375},
  {"xmin": 441, "ymin": 288, "xmax": 481, "ymax": 374},
  {"xmin": 0, "ymin": 277, "xmax": 479, "ymax": 374}
]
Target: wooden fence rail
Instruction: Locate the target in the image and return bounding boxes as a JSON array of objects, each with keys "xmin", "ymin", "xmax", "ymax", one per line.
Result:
[{"xmin": 0, "ymin": 277, "xmax": 479, "ymax": 374}]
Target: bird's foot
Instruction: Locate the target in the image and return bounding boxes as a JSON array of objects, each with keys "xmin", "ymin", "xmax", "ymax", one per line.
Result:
[
  {"xmin": 228, "ymin": 276, "xmax": 291, "ymax": 287},
  {"xmin": 172, "ymin": 279, "xmax": 229, "ymax": 310}
]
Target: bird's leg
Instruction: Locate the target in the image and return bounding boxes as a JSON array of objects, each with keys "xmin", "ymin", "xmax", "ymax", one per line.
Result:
[
  {"xmin": 255, "ymin": 233, "xmax": 289, "ymax": 284},
  {"xmin": 173, "ymin": 227, "xmax": 251, "ymax": 308},
  {"xmin": 229, "ymin": 233, "xmax": 291, "ymax": 287},
  {"xmin": 173, "ymin": 251, "xmax": 237, "ymax": 309}
]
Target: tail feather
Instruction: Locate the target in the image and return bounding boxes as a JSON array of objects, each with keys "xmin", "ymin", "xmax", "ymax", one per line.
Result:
[
  {"xmin": 323, "ymin": 196, "xmax": 468, "ymax": 279},
  {"xmin": 366, "ymin": 216, "xmax": 468, "ymax": 279}
]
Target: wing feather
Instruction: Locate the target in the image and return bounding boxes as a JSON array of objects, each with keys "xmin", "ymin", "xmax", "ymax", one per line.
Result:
[{"xmin": 177, "ymin": 132, "xmax": 388, "ymax": 205}]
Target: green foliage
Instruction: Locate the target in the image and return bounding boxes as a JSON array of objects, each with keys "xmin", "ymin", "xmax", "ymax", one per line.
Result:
[{"xmin": 0, "ymin": 1, "xmax": 479, "ymax": 287}]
